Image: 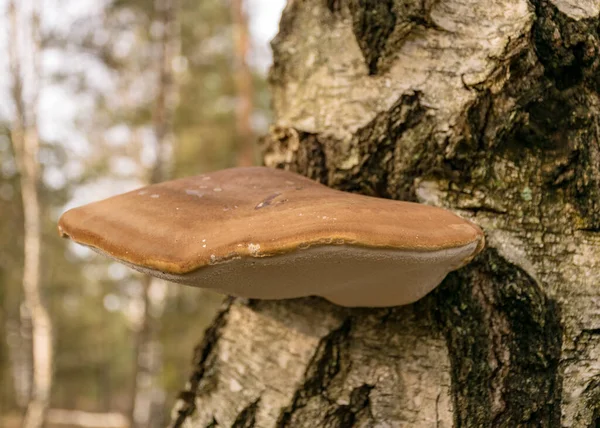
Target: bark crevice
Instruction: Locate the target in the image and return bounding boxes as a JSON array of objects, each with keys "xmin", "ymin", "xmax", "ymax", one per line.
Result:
[
  {"xmin": 435, "ymin": 249, "xmax": 562, "ymax": 426},
  {"xmin": 170, "ymin": 298, "xmax": 233, "ymax": 428},
  {"xmin": 232, "ymin": 399, "xmax": 260, "ymax": 428},
  {"xmin": 322, "ymin": 383, "xmax": 374, "ymax": 427},
  {"xmin": 347, "ymin": 0, "xmax": 396, "ymax": 75},
  {"xmin": 276, "ymin": 318, "xmax": 352, "ymax": 427}
]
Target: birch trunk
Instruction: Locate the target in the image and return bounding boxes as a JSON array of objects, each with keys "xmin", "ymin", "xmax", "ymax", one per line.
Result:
[
  {"xmin": 171, "ymin": 0, "xmax": 600, "ymax": 426},
  {"xmin": 9, "ymin": 1, "xmax": 54, "ymax": 427}
]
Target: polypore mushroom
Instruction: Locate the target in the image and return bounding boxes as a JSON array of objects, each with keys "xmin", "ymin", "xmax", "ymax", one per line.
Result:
[{"xmin": 58, "ymin": 167, "xmax": 484, "ymax": 307}]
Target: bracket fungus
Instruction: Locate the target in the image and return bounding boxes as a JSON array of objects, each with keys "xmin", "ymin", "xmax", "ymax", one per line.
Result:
[{"xmin": 58, "ymin": 167, "xmax": 484, "ymax": 307}]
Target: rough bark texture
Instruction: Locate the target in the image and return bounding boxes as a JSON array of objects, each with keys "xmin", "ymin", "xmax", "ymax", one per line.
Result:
[{"xmin": 172, "ymin": 0, "xmax": 600, "ymax": 426}]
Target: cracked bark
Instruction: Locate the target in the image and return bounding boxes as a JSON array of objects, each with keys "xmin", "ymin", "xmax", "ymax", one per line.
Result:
[{"xmin": 171, "ymin": 0, "xmax": 600, "ymax": 426}]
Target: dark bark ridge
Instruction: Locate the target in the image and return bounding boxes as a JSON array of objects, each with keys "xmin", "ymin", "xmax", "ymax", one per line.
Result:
[
  {"xmin": 231, "ymin": 399, "xmax": 260, "ymax": 428},
  {"xmin": 435, "ymin": 249, "xmax": 562, "ymax": 426},
  {"xmin": 275, "ymin": 319, "xmax": 347, "ymax": 426},
  {"xmin": 170, "ymin": 298, "xmax": 232, "ymax": 428},
  {"xmin": 346, "ymin": 0, "xmax": 396, "ymax": 75},
  {"xmin": 262, "ymin": 90, "xmax": 434, "ymax": 200},
  {"xmin": 530, "ymin": 0, "xmax": 600, "ymax": 231},
  {"xmin": 275, "ymin": 319, "xmax": 372, "ymax": 427},
  {"xmin": 326, "ymin": 0, "xmax": 443, "ymax": 75}
]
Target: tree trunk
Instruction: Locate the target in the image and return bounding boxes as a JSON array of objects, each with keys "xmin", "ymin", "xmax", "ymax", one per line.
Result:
[
  {"xmin": 130, "ymin": 1, "xmax": 179, "ymax": 426},
  {"xmin": 231, "ymin": 0, "xmax": 256, "ymax": 167},
  {"xmin": 170, "ymin": 0, "xmax": 600, "ymax": 426},
  {"xmin": 9, "ymin": 1, "xmax": 54, "ymax": 427}
]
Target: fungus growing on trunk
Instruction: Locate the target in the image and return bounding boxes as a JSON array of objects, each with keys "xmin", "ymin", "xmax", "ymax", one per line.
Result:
[{"xmin": 58, "ymin": 167, "xmax": 484, "ymax": 307}]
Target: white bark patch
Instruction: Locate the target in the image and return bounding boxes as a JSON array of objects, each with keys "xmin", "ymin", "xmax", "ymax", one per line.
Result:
[
  {"xmin": 273, "ymin": 0, "xmax": 533, "ymax": 143},
  {"xmin": 484, "ymin": 230, "xmax": 540, "ymax": 285},
  {"xmin": 415, "ymin": 179, "xmax": 445, "ymax": 206},
  {"xmin": 188, "ymin": 303, "xmax": 342, "ymax": 427},
  {"xmin": 549, "ymin": 0, "xmax": 600, "ymax": 20},
  {"xmin": 229, "ymin": 378, "xmax": 243, "ymax": 392}
]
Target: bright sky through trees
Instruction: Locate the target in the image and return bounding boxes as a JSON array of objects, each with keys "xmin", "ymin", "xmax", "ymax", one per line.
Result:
[
  {"xmin": 0, "ymin": 1, "xmax": 286, "ymax": 424},
  {"xmin": 0, "ymin": 0, "xmax": 285, "ymax": 155},
  {"xmin": 0, "ymin": 0, "xmax": 285, "ymax": 203}
]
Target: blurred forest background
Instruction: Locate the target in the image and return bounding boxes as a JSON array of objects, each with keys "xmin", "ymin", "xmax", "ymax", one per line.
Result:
[{"xmin": 0, "ymin": 0, "xmax": 284, "ymax": 426}]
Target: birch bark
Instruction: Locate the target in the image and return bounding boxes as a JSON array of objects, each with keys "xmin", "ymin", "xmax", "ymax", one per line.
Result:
[{"xmin": 172, "ymin": 0, "xmax": 600, "ymax": 426}]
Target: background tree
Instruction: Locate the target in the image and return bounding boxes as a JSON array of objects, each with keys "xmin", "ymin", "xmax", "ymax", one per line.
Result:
[
  {"xmin": 128, "ymin": 0, "xmax": 180, "ymax": 425},
  {"xmin": 231, "ymin": 0, "xmax": 255, "ymax": 166},
  {"xmin": 1, "ymin": 0, "xmax": 275, "ymax": 426},
  {"xmin": 170, "ymin": 0, "xmax": 600, "ymax": 426},
  {"xmin": 8, "ymin": 1, "xmax": 54, "ymax": 426}
]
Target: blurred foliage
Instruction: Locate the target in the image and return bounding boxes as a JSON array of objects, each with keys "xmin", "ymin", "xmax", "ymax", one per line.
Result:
[{"xmin": 1, "ymin": 0, "xmax": 271, "ymax": 424}]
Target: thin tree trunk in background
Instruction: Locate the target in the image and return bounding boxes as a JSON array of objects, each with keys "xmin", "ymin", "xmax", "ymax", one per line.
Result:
[
  {"xmin": 8, "ymin": 1, "xmax": 53, "ymax": 427},
  {"xmin": 129, "ymin": 0, "xmax": 179, "ymax": 427},
  {"xmin": 149, "ymin": 0, "xmax": 179, "ymax": 186},
  {"xmin": 4, "ymin": 319, "xmax": 31, "ymax": 408},
  {"xmin": 130, "ymin": 277, "xmax": 166, "ymax": 428},
  {"xmin": 171, "ymin": 0, "xmax": 600, "ymax": 426},
  {"xmin": 0, "ymin": 145, "xmax": 31, "ymax": 410},
  {"xmin": 231, "ymin": 0, "xmax": 255, "ymax": 166}
]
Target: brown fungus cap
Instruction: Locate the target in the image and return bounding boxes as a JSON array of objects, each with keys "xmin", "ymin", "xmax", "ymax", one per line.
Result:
[{"xmin": 58, "ymin": 166, "xmax": 484, "ymax": 307}]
